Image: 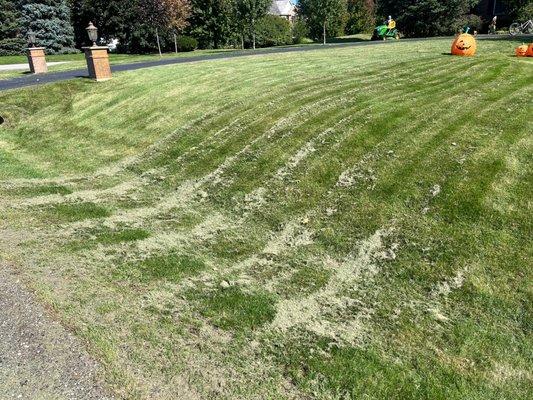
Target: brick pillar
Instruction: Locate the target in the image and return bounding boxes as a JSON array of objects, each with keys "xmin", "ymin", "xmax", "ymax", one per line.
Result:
[
  {"xmin": 26, "ymin": 47, "xmax": 47, "ymax": 74},
  {"xmin": 83, "ymin": 46, "xmax": 112, "ymax": 81}
]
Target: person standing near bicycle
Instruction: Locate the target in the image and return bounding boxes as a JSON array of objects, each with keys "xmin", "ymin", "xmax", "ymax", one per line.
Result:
[{"xmin": 489, "ymin": 16, "xmax": 497, "ymax": 34}]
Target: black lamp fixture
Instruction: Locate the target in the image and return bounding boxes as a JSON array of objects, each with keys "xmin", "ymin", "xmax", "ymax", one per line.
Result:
[
  {"xmin": 27, "ymin": 29, "xmax": 36, "ymax": 47},
  {"xmin": 86, "ymin": 22, "xmax": 98, "ymax": 46}
]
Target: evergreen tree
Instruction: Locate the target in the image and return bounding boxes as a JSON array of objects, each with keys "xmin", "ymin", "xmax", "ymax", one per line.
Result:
[
  {"xmin": 20, "ymin": 0, "xmax": 76, "ymax": 53},
  {"xmin": 0, "ymin": 0, "xmax": 25, "ymax": 55},
  {"xmin": 298, "ymin": 0, "xmax": 347, "ymax": 44},
  {"xmin": 377, "ymin": 0, "xmax": 480, "ymax": 38},
  {"xmin": 0, "ymin": 0, "xmax": 22, "ymax": 40}
]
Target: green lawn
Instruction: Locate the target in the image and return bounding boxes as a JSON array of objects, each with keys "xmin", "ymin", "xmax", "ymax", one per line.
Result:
[
  {"xmin": 0, "ymin": 38, "xmax": 531, "ymax": 399},
  {"xmin": 0, "ymin": 36, "xmax": 372, "ymax": 80}
]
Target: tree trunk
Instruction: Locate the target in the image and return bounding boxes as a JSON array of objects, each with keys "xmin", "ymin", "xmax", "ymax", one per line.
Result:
[
  {"xmin": 252, "ymin": 18, "xmax": 256, "ymax": 50},
  {"xmin": 174, "ymin": 33, "xmax": 178, "ymax": 54},
  {"xmin": 156, "ymin": 28, "xmax": 162, "ymax": 57},
  {"xmin": 323, "ymin": 20, "xmax": 326, "ymax": 45},
  {"xmin": 241, "ymin": 33, "xmax": 244, "ymax": 50}
]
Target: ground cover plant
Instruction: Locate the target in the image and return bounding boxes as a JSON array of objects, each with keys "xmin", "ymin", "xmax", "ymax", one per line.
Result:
[{"xmin": 0, "ymin": 37, "xmax": 532, "ymax": 399}]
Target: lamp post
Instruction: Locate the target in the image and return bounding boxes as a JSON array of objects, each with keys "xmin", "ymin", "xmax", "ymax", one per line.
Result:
[
  {"xmin": 82, "ymin": 22, "xmax": 112, "ymax": 81},
  {"xmin": 86, "ymin": 22, "xmax": 98, "ymax": 47},
  {"xmin": 27, "ymin": 30, "xmax": 36, "ymax": 48},
  {"xmin": 25, "ymin": 29, "xmax": 47, "ymax": 74}
]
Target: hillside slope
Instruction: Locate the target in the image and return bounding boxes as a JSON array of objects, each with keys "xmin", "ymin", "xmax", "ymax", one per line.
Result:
[{"xmin": 0, "ymin": 38, "xmax": 532, "ymax": 399}]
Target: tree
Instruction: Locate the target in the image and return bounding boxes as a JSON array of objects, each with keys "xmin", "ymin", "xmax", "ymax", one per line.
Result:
[
  {"xmin": 0, "ymin": 0, "xmax": 22, "ymax": 40},
  {"xmin": 133, "ymin": 0, "xmax": 191, "ymax": 54},
  {"xmin": 255, "ymin": 14, "xmax": 292, "ymax": 47},
  {"xmin": 516, "ymin": 1, "xmax": 533, "ymax": 20},
  {"xmin": 0, "ymin": 0, "xmax": 25, "ymax": 55},
  {"xmin": 138, "ymin": 0, "xmax": 167, "ymax": 55},
  {"xmin": 298, "ymin": 0, "xmax": 347, "ymax": 44},
  {"xmin": 70, "ymin": 0, "xmax": 131, "ymax": 48},
  {"xmin": 165, "ymin": 0, "xmax": 191, "ymax": 32},
  {"xmin": 377, "ymin": 0, "xmax": 480, "ymax": 38},
  {"xmin": 70, "ymin": 0, "xmax": 190, "ymax": 53},
  {"xmin": 19, "ymin": 0, "xmax": 76, "ymax": 54},
  {"xmin": 346, "ymin": 0, "xmax": 375, "ymax": 34},
  {"xmin": 163, "ymin": 0, "xmax": 191, "ymax": 53},
  {"xmin": 187, "ymin": 0, "xmax": 234, "ymax": 49},
  {"xmin": 292, "ymin": 18, "xmax": 310, "ymax": 44},
  {"xmin": 234, "ymin": 0, "xmax": 271, "ymax": 49}
]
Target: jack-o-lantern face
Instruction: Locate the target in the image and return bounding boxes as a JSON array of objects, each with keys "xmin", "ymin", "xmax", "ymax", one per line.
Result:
[
  {"xmin": 451, "ymin": 33, "xmax": 477, "ymax": 56},
  {"xmin": 527, "ymin": 43, "xmax": 533, "ymax": 57},
  {"xmin": 516, "ymin": 44, "xmax": 528, "ymax": 57}
]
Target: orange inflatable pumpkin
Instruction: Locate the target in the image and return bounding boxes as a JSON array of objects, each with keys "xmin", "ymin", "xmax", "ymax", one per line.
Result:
[
  {"xmin": 515, "ymin": 44, "xmax": 529, "ymax": 57},
  {"xmin": 527, "ymin": 43, "xmax": 533, "ymax": 57},
  {"xmin": 451, "ymin": 33, "xmax": 477, "ymax": 56}
]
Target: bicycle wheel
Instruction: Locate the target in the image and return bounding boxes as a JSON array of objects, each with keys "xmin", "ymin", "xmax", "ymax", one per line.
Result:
[{"xmin": 509, "ymin": 23, "xmax": 520, "ymax": 36}]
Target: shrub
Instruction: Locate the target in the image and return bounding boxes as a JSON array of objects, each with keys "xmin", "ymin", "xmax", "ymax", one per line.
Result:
[
  {"xmin": 0, "ymin": 38, "xmax": 26, "ymax": 56},
  {"xmin": 292, "ymin": 19, "xmax": 310, "ymax": 44},
  {"xmin": 453, "ymin": 14, "xmax": 483, "ymax": 34},
  {"xmin": 298, "ymin": 0, "xmax": 348, "ymax": 41},
  {"xmin": 176, "ymin": 35, "xmax": 198, "ymax": 52},
  {"xmin": 378, "ymin": 0, "xmax": 483, "ymax": 37},
  {"xmin": 517, "ymin": 3, "xmax": 533, "ymax": 21},
  {"xmin": 255, "ymin": 15, "xmax": 292, "ymax": 47}
]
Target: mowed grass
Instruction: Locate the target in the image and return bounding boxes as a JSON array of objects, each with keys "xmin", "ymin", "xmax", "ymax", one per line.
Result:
[{"xmin": 0, "ymin": 38, "xmax": 532, "ymax": 399}]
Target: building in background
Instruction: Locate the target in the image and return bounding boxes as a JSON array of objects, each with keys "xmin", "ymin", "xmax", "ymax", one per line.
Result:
[{"xmin": 269, "ymin": 0, "xmax": 297, "ymax": 23}]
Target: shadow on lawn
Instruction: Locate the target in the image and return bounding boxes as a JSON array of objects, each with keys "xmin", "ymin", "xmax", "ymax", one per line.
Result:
[{"xmin": 327, "ymin": 36, "xmax": 369, "ymax": 44}]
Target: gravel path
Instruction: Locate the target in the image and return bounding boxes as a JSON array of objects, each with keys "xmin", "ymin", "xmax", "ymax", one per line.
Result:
[{"xmin": 0, "ymin": 264, "xmax": 114, "ymax": 400}]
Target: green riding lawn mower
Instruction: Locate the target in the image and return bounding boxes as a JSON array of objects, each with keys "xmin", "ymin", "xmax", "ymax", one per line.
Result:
[{"xmin": 371, "ymin": 23, "xmax": 400, "ymax": 41}]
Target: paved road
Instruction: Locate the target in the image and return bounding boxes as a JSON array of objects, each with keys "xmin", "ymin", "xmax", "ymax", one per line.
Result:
[
  {"xmin": 0, "ymin": 35, "xmax": 528, "ymax": 92},
  {"xmin": 0, "ymin": 61, "xmax": 69, "ymax": 71}
]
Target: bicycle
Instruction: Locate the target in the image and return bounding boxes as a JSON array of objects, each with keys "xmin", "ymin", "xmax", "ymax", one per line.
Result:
[{"xmin": 509, "ymin": 19, "xmax": 533, "ymax": 35}]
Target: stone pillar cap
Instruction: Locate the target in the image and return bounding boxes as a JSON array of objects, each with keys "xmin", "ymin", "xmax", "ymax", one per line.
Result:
[{"xmin": 26, "ymin": 47, "xmax": 46, "ymax": 50}]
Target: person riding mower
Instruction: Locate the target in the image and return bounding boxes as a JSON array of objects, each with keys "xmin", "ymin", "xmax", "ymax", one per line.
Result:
[{"xmin": 372, "ymin": 17, "xmax": 400, "ymax": 40}]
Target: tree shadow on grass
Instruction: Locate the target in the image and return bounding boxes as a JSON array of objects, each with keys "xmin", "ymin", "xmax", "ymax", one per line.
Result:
[{"xmin": 327, "ymin": 36, "xmax": 370, "ymax": 44}]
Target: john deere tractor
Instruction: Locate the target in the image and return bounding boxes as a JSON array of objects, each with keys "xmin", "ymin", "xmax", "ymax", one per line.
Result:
[{"xmin": 371, "ymin": 20, "xmax": 400, "ymax": 40}]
